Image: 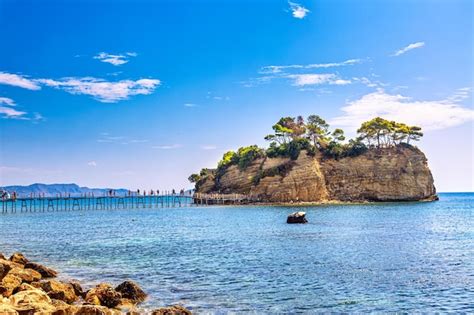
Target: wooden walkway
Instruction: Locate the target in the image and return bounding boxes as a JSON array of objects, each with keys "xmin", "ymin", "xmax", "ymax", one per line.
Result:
[{"xmin": 0, "ymin": 193, "xmax": 259, "ymax": 214}]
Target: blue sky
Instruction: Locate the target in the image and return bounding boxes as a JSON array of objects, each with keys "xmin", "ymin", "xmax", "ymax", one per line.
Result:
[{"xmin": 0, "ymin": 0, "xmax": 472, "ymax": 192}]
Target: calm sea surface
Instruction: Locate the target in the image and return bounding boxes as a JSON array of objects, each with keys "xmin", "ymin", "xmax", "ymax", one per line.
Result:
[{"xmin": 1, "ymin": 193, "xmax": 473, "ymax": 313}]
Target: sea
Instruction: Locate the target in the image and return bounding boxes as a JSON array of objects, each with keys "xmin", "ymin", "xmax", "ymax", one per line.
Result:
[{"xmin": 0, "ymin": 192, "xmax": 472, "ymax": 313}]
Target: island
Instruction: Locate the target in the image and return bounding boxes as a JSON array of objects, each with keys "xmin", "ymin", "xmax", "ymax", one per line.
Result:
[{"xmin": 189, "ymin": 116, "xmax": 437, "ymax": 203}]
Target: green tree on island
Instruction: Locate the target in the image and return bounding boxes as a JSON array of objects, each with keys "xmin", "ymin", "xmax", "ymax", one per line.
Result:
[{"xmin": 189, "ymin": 115, "xmax": 423, "ymax": 184}]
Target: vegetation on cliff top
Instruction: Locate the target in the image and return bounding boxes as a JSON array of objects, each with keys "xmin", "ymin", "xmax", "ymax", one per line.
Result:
[{"xmin": 189, "ymin": 116, "xmax": 423, "ymax": 185}]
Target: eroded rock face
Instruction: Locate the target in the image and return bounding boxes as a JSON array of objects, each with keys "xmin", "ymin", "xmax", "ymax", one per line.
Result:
[{"xmin": 197, "ymin": 146, "xmax": 437, "ymax": 202}]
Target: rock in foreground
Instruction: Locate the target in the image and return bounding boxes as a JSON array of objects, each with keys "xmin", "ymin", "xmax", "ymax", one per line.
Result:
[
  {"xmin": 287, "ymin": 211, "xmax": 308, "ymax": 224},
  {"xmin": 0, "ymin": 252, "xmax": 192, "ymax": 314}
]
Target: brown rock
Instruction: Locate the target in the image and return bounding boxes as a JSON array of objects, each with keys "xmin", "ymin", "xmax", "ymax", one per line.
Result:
[
  {"xmin": 24, "ymin": 262, "xmax": 58, "ymax": 278},
  {"xmin": 0, "ymin": 253, "xmax": 5, "ymax": 260},
  {"xmin": 9, "ymin": 267, "xmax": 42, "ymax": 283},
  {"xmin": 85, "ymin": 283, "xmax": 122, "ymax": 308},
  {"xmin": 152, "ymin": 305, "xmax": 192, "ymax": 315},
  {"xmin": 115, "ymin": 281, "xmax": 146, "ymax": 303},
  {"xmin": 0, "ymin": 262, "xmax": 11, "ymax": 281},
  {"xmin": 70, "ymin": 279, "xmax": 85, "ymax": 298},
  {"xmin": 75, "ymin": 304, "xmax": 121, "ymax": 315},
  {"xmin": 50, "ymin": 298, "xmax": 74, "ymax": 314},
  {"xmin": 0, "ymin": 274, "xmax": 22, "ymax": 297},
  {"xmin": 9, "ymin": 253, "xmax": 28, "ymax": 265},
  {"xmin": 0, "ymin": 299, "xmax": 19, "ymax": 315},
  {"xmin": 13, "ymin": 283, "xmax": 37, "ymax": 294},
  {"xmin": 40, "ymin": 280, "xmax": 77, "ymax": 304},
  {"xmin": 9, "ymin": 288, "xmax": 56, "ymax": 314}
]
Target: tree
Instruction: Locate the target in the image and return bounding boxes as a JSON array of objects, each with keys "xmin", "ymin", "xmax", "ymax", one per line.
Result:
[
  {"xmin": 357, "ymin": 117, "xmax": 423, "ymax": 147},
  {"xmin": 188, "ymin": 173, "xmax": 201, "ymax": 183},
  {"xmin": 331, "ymin": 128, "xmax": 345, "ymax": 142},
  {"xmin": 218, "ymin": 151, "xmax": 238, "ymax": 169},
  {"xmin": 236, "ymin": 145, "xmax": 265, "ymax": 169},
  {"xmin": 306, "ymin": 115, "xmax": 330, "ymax": 147},
  {"xmin": 407, "ymin": 126, "xmax": 423, "ymax": 144}
]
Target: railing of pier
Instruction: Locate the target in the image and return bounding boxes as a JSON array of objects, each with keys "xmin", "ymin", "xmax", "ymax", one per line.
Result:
[
  {"xmin": 1, "ymin": 194, "xmax": 193, "ymax": 214},
  {"xmin": 0, "ymin": 192, "xmax": 259, "ymax": 214}
]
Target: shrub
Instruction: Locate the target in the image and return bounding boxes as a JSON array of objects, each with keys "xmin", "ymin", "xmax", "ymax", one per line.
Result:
[{"xmin": 236, "ymin": 145, "xmax": 265, "ymax": 169}]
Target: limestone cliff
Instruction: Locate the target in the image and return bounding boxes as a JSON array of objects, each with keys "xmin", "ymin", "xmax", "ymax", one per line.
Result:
[{"xmin": 196, "ymin": 145, "xmax": 437, "ymax": 202}]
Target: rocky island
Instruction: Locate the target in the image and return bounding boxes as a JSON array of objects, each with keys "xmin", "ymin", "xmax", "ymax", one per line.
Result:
[{"xmin": 190, "ymin": 116, "xmax": 437, "ymax": 203}]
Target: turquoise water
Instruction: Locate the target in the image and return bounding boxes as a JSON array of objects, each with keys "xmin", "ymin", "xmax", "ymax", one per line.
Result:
[{"xmin": 0, "ymin": 193, "xmax": 473, "ymax": 312}]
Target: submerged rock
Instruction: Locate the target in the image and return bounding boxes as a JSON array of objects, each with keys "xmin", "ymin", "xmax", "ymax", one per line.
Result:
[
  {"xmin": 115, "ymin": 280, "xmax": 147, "ymax": 304},
  {"xmin": 287, "ymin": 211, "xmax": 308, "ymax": 224},
  {"xmin": 152, "ymin": 305, "xmax": 193, "ymax": 315},
  {"xmin": 25, "ymin": 262, "xmax": 58, "ymax": 278}
]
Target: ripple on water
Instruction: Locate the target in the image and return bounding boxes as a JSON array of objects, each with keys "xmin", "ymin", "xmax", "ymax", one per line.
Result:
[{"xmin": 0, "ymin": 193, "xmax": 473, "ymax": 312}]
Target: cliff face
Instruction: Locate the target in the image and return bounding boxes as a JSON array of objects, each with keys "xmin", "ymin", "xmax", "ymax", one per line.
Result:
[{"xmin": 197, "ymin": 146, "xmax": 437, "ymax": 202}]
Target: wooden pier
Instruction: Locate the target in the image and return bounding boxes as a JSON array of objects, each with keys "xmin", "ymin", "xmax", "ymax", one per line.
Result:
[{"xmin": 0, "ymin": 193, "xmax": 259, "ymax": 214}]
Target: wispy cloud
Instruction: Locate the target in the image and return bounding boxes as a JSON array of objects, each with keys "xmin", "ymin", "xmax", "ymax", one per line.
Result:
[
  {"xmin": 288, "ymin": 1, "xmax": 310, "ymax": 19},
  {"xmin": 331, "ymin": 88, "xmax": 473, "ymax": 131},
  {"xmin": 0, "ymin": 72, "xmax": 41, "ymax": 90},
  {"xmin": 37, "ymin": 77, "xmax": 161, "ymax": 103},
  {"xmin": 0, "ymin": 97, "xmax": 26, "ymax": 118},
  {"xmin": 94, "ymin": 52, "xmax": 138, "ymax": 66},
  {"xmin": 260, "ymin": 59, "xmax": 362, "ymax": 74},
  {"xmin": 391, "ymin": 42, "xmax": 425, "ymax": 57},
  {"xmin": 97, "ymin": 134, "xmax": 148, "ymax": 145},
  {"xmin": 87, "ymin": 161, "xmax": 97, "ymax": 167},
  {"xmin": 152, "ymin": 144, "xmax": 182, "ymax": 149},
  {"xmin": 287, "ymin": 74, "xmax": 351, "ymax": 86},
  {"xmin": 201, "ymin": 145, "xmax": 217, "ymax": 150},
  {"xmin": 184, "ymin": 103, "xmax": 197, "ymax": 107}
]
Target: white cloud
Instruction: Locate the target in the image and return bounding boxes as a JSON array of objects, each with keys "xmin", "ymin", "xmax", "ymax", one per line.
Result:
[
  {"xmin": 0, "ymin": 72, "xmax": 41, "ymax": 90},
  {"xmin": 37, "ymin": 77, "xmax": 161, "ymax": 103},
  {"xmin": 87, "ymin": 161, "xmax": 97, "ymax": 167},
  {"xmin": 0, "ymin": 97, "xmax": 16, "ymax": 106},
  {"xmin": 152, "ymin": 144, "xmax": 182, "ymax": 149},
  {"xmin": 184, "ymin": 103, "xmax": 197, "ymax": 107},
  {"xmin": 331, "ymin": 88, "xmax": 474, "ymax": 131},
  {"xmin": 289, "ymin": 1, "xmax": 310, "ymax": 19},
  {"xmin": 260, "ymin": 59, "xmax": 361, "ymax": 74},
  {"xmin": 94, "ymin": 52, "xmax": 137, "ymax": 66},
  {"xmin": 287, "ymin": 74, "xmax": 351, "ymax": 86},
  {"xmin": 201, "ymin": 145, "xmax": 217, "ymax": 150},
  {"xmin": 391, "ymin": 42, "xmax": 425, "ymax": 57},
  {"xmin": 0, "ymin": 97, "xmax": 27, "ymax": 119}
]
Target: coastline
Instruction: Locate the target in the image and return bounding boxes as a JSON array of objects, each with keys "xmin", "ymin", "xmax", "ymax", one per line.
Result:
[
  {"xmin": 195, "ymin": 194, "xmax": 440, "ymax": 207},
  {"xmin": 0, "ymin": 252, "xmax": 192, "ymax": 314}
]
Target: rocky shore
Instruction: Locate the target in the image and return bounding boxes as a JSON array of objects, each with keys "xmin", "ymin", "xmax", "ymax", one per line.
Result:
[{"xmin": 0, "ymin": 252, "xmax": 191, "ymax": 314}]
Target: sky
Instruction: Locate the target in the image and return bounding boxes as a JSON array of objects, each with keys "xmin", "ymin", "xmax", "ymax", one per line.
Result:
[{"xmin": 0, "ymin": 0, "xmax": 473, "ymax": 192}]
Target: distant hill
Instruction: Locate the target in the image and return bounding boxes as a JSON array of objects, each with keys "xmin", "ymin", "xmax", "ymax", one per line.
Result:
[{"xmin": 2, "ymin": 183, "xmax": 129, "ymax": 197}]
